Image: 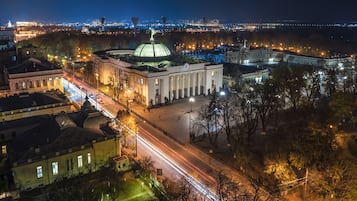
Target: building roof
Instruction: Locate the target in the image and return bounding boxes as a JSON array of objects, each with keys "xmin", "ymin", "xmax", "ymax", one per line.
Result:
[
  {"xmin": 5, "ymin": 111, "xmax": 114, "ymax": 165},
  {"xmin": 0, "ymin": 90, "xmax": 68, "ymax": 112},
  {"xmin": 133, "ymin": 42, "xmax": 171, "ymax": 58},
  {"xmin": 6, "ymin": 58, "xmax": 61, "ymax": 74}
]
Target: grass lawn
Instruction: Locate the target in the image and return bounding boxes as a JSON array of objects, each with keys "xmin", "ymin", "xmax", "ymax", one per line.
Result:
[
  {"xmin": 115, "ymin": 179, "xmax": 156, "ymax": 201},
  {"xmin": 19, "ymin": 168, "xmax": 157, "ymax": 201}
]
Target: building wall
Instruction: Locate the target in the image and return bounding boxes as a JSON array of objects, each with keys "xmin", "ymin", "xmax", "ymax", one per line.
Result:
[
  {"xmin": 12, "ymin": 147, "xmax": 93, "ymax": 191},
  {"xmin": 6, "ymin": 71, "xmax": 63, "ymax": 96},
  {"xmin": 225, "ymin": 48, "xmax": 270, "ymax": 64},
  {"xmin": 92, "ymin": 52, "xmax": 223, "ymax": 106},
  {"xmin": 12, "ymin": 136, "xmax": 121, "ymax": 191},
  {"xmin": 0, "ymin": 104, "xmax": 72, "ymax": 122}
]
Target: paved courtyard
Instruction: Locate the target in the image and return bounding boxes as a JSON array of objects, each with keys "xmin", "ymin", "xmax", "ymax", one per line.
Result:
[{"xmin": 129, "ymin": 96, "xmax": 210, "ymax": 144}]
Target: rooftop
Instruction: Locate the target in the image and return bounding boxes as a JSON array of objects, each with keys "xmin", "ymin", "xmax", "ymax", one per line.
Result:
[
  {"xmin": 6, "ymin": 58, "xmax": 61, "ymax": 74},
  {"xmin": 133, "ymin": 42, "xmax": 171, "ymax": 58},
  {"xmin": 0, "ymin": 90, "xmax": 68, "ymax": 112},
  {"xmin": 109, "ymin": 53, "xmax": 205, "ymax": 69},
  {"xmin": 4, "ymin": 111, "xmax": 115, "ymax": 165}
]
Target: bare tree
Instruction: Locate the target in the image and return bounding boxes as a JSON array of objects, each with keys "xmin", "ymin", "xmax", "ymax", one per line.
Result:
[
  {"xmin": 252, "ymin": 79, "xmax": 281, "ymax": 133},
  {"xmin": 272, "ymin": 66, "xmax": 307, "ymax": 110},
  {"xmin": 138, "ymin": 156, "xmax": 155, "ymax": 178},
  {"xmin": 176, "ymin": 176, "xmax": 196, "ymax": 201},
  {"xmin": 195, "ymin": 100, "xmax": 222, "ymax": 147},
  {"xmin": 239, "ymin": 96, "xmax": 259, "ymax": 143}
]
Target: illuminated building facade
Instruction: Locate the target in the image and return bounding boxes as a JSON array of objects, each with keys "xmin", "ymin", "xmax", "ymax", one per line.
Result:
[
  {"xmin": 2, "ymin": 100, "xmax": 121, "ymax": 192},
  {"xmin": 92, "ymin": 31, "xmax": 223, "ymax": 106},
  {"xmin": 0, "ymin": 58, "xmax": 64, "ymax": 97}
]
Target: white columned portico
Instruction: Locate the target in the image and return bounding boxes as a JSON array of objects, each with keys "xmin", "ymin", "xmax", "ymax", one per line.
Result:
[
  {"xmin": 197, "ymin": 73, "xmax": 201, "ymax": 95},
  {"xmin": 193, "ymin": 72, "xmax": 197, "ymax": 96},
  {"xmin": 176, "ymin": 76, "xmax": 179, "ymax": 99},
  {"xmin": 187, "ymin": 73, "xmax": 191, "ymax": 96}
]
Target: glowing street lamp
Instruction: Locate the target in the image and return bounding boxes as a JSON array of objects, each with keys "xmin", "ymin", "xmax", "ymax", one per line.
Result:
[
  {"xmin": 95, "ymin": 73, "xmax": 99, "ymax": 108},
  {"xmin": 189, "ymin": 97, "xmax": 195, "ymax": 112},
  {"xmin": 188, "ymin": 97, "xmax": 195, "ymax": 142}
]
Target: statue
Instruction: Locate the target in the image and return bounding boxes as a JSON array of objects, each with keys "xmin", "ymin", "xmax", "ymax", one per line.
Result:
[{"xmin": 150, "ymin": 29, "xmax": 159, "ymax": 42}]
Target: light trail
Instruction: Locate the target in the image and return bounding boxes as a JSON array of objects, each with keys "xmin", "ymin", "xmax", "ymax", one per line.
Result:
[
  {"xmin": 138, "ymin": 134, "xmax": 219, "ymax": 201},
  {"xmin": 63, "ymin": 77, "xmax": 219, "ymax": 200}
]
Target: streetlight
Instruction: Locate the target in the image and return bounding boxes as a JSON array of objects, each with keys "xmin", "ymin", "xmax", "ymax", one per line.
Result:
[
  {"xmin": 188, "ymin": 97, "xmax": 195, "ymax": 142},
  {"xmin": 189, "ymin": 97, "xmax": 195, "ymax": 112},
  {"xmin": 220, "ymin": 91, "xmax": 226, "ymax": 96},
  {"xmin": 95, "ymin": 73, "xmax": 99, "ymax": 108}
]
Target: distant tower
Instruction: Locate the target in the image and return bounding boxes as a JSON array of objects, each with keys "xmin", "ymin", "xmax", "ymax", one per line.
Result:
[
  {"xmin": 161, "ymin": 16, "xmax": 167, "ymax": 27},
  {"xmin": 203, "ymin": 17, "xmax": 207, "ymax": 25},
  {"xmin": 7, "ymin": 20, "xmax": 13, "ymax": 28},
  {"xmin": 131, "ymin": 17, "xmax": 139, "ymax": 35},
  {"xmin": 99, "ymin": 17, "xmax": 106, "ymax": 32}
]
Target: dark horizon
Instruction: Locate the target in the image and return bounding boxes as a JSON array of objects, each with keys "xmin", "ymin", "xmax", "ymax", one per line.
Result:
[{"xmin": 1, "ymin": 0, "xmax": 357, "ymax": 25}]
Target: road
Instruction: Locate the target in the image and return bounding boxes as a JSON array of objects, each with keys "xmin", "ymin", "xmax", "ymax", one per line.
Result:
[
  {"xmin": 63, "ymin": 72, "xmax": 278, "ymax": 200},
  {"xmin": 63, "ymin": 76, "xmax": 220, "ymax": 200}
]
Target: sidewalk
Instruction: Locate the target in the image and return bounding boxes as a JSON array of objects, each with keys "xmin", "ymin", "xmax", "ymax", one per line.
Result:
[{"xmin": 98, "ymin": 83, "xmax": 210, "ymax": 144}]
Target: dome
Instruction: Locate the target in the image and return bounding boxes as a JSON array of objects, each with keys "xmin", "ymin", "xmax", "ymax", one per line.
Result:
[{"xmin": 133, "ymin": 42, "xmax": 171, "ymax": 58}]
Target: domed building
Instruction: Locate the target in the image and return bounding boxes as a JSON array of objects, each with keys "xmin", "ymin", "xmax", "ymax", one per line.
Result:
[
  {"xmin": 92, "ymin": 30, "xmax": 223, "ymax": 107},
  {"xmin": 133, "ymin": 29, "xmax": 171, "ymax": 59},
  {"xmin": 133, "ymin": 43, "xmax": 171, "ymax": 58}
]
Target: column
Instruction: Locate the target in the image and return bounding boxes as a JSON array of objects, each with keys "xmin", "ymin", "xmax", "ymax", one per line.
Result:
[
  {"xmin": 176, "ymin": 76, "xmax": 179, "ymax": 99},
  {"xmin": 193, "ymin": 73, "xmax": 197, "ymax": 96},
  {"xmin": 197, "ymin": 73, "xmax": 201, "ymax": 95},
  {"xmin": 187, "ymin": 73, "xmax": 191, "ymax": 96}
]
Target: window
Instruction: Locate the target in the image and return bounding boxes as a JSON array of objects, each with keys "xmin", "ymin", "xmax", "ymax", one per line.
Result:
[
  {"xmin": 52, "ymin": 162, "xmax": 58, "ymax": 175},
  {"xmin": 36, "ymin": 166, "xmax": 43, "ymax": 178},
  {"xmin": 1, "ymin": 145, "xmax": 6, "ymax": 155},
  {"xmin": 211, "ymin": 71, "xmax": 215, "ymax": 77},
  {"xmin": 22, "ymin": 81, "xmax": 26, "ymax": 89},
  {"xmin": 77, "ymin": 155, "xmax": 83, "ymax": 168},
  {"xmin": 43, "ymin": 80, "xmax": 47, "ymax": 86},
  {"xmin": 87, "ymin": 153, "xmax": 91, "ymax": 164},
  {"xmin": 15, "ymin": 83, "xmax": 19, "ymax": 90},
  {"xmin": 36, "ymin": 80, "xmax": 41, "ymax": 87},
  {"xmin": 138, "ymin": 78, "xmax": 144, "ymax": 85},
  {"xmin": 67, "ymin": 159, "xmax": 73, "ymax": 170},
  {"xmin": 155, "ymin": 79, "xmax": 159, "ymax": 86},
  {"xmin": 49, "ymin": 78, "xmax": 54, "ymax": 86}
]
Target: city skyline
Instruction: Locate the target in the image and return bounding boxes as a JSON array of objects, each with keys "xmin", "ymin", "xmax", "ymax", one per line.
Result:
[{"xmin": 1, "ymin": 0, "xmax": 357, "ymax": 24}]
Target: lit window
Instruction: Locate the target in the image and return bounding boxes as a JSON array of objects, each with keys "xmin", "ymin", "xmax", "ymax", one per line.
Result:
[
  {"xmin": 77, "ymin": 155, "xmax": 83, "ymax": 168},
  {"xmin": 87, "ymin": 153, "xmax": 91, "ymax": 164},
  {"xmin": 52, "ymin": 162, "xmax": 58, "ymax": 175},
  {"xmin": 1, "ymin": 145, "xmax": 6, "ymax": 155},
  {"xmin": 139, "ymin": 78, "xmax": 144, "ymax": 85},
  {"xmin": 36, "ymin": 166, "xmax": 43, "ymax": 178}
]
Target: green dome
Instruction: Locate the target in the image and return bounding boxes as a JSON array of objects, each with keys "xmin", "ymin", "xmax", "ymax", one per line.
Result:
[{"xmin": 133, "ymin": 42, "xmax": 171, "ymax": 58}]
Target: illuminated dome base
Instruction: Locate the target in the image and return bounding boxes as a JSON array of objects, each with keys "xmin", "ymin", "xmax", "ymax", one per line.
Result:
[{"xmin": 133, "ymin": 42, "xmax": 171, "ymax": 58}]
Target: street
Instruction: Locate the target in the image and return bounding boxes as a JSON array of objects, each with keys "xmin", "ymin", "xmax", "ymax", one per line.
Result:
[{"xmin": 63, "ymin": 77, "xmax": 220, "ymax": 200}]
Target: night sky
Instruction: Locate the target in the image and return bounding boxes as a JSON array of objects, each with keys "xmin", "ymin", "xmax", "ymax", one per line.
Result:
[{"xmin": 0, "ymin": 0, "xmax": 356, "ymax": 24}]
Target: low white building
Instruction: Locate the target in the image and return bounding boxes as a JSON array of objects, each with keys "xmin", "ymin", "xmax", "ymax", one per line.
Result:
[
  {"xmin": 92, "ymin": 32, "xmax": 223, "ymax": 107},
  {"xmin": 0, "ymin": 58, "xmax": 64, "ymax": 97}
]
